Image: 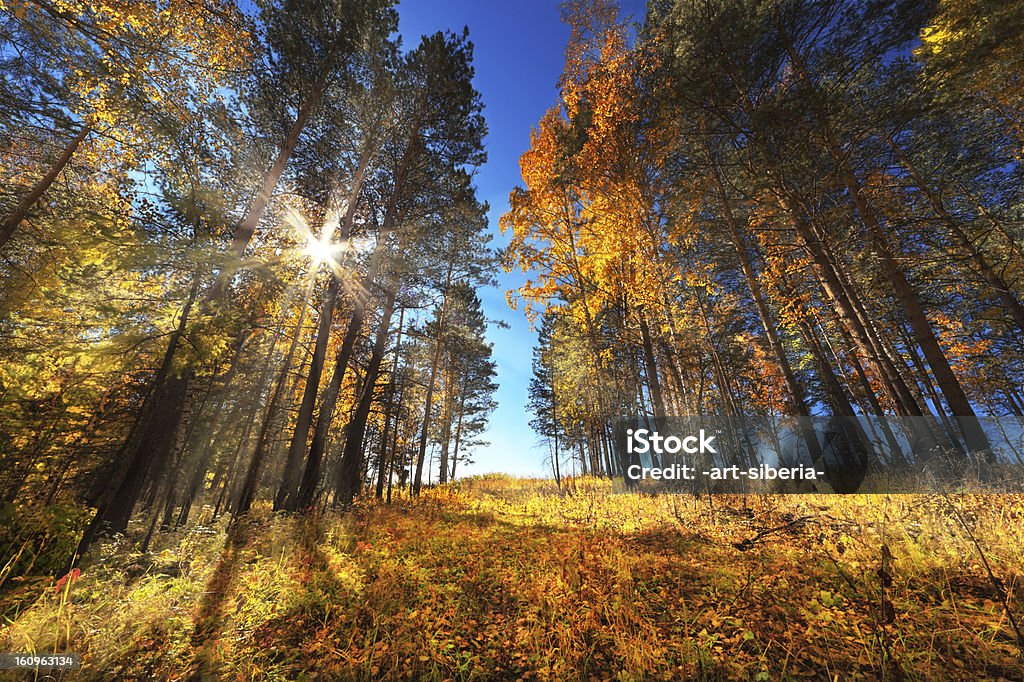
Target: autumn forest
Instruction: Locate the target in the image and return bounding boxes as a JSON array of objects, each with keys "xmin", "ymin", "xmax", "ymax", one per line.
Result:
[{"xmin": 1, "ymin": 0, "xmax": 1024, "ymax": 679}]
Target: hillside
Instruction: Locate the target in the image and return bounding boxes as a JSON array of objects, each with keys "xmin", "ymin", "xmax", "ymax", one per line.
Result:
[{"xmin": 2, "ymin": 477, "xmax": 1022, "ymax": 680}]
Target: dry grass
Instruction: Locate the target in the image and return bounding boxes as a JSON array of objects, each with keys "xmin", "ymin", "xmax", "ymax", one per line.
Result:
[{"xmin": 2, "ymin": 476, "xmax": 1023, "ymax": 680}]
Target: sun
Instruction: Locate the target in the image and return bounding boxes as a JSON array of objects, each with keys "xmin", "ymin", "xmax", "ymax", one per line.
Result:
[{"xmin": 304, "ymin": 233, "xmax": 341, "ymax": 267}]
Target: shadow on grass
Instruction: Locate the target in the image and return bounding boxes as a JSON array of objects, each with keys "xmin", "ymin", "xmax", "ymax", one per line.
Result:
[
  {"xmin": 187, "ymin": 517, "xmax": 253, "ymax": 679},
  {"xmin": 236, "ymin": 506, "xmax": 733, "ymax": 681},
  {"xmin": 240, "ymin": 501, "xmax": 1024, "ymax": 681},
  {"xmin": 98, "ymin": 495, "xmax": 1019, "ymax": 681}
]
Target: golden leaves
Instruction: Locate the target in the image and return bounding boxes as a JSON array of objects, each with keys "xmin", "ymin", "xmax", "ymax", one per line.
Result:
[
  {"xmin": 502, "ymin": 12, "xmax": 675, "ymax": 332},
  {"xmin": 7, "ymin": 0, "xmax": 251, "ymax": 170}
]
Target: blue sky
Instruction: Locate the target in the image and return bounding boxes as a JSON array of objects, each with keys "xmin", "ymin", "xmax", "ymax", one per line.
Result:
[{"xmin": 396, "ymin": 0, "xmax": 644, "ymax": 477}]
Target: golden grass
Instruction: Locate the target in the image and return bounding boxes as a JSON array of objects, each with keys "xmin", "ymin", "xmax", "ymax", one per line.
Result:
[{"xmin": 2, "ymin": 477, "xmax": 1022, "ymax": 680}]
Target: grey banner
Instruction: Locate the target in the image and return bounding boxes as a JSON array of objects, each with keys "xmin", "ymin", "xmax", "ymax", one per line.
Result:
[{"xmin": 610, "ymin": 416, "xmax": 1024, "ymax": 494}]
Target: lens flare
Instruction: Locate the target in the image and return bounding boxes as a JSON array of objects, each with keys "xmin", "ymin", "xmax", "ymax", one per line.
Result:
[{"xmin": 303, "ymin": 233, "xmax": 341, "ymax": 266}]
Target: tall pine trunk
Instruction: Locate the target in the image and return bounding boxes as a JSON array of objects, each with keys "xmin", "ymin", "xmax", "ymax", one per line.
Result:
[
  {"xmin": 886, "ymin": 138, "xmax": 1024, "ymax": 334},
  {"xmin": 374, "ymin": 306, "xmax": 405, "ymax": 498},
  {"xmin": 284, "ymin": 126, "xmax": 418, "ymax": 511},
  {"xmin": 335, "ymin": 277, "xmax": 399, "ymax": 506},
  {"xmin": 413, "ymin": 260, "xmax": 454, "ymax": 495},
  {"xmin": 706, "ymin": 147, "xmax": 823, "ymax": 462},
  {"xmin": 781, "ymin": 35, "xmax": 991, "ymax": 459},
  {"xmin": 450, "ymin": 382, "xmax": 467, "ymax": 481},
  {"xmin": 236, "ymin": 279, "xmax": 314, "ymax": 515},
  {"xmin": 437, "ymin": 364, "xmax": 457, "ymax": 484},
  {"xmin": 1, "ymin": 125, "xmax": 89, "ymax": 249},
  {"xmin": 827, "ymin": 133, "xmax": 991, "ymax": 457},
  {"xmin": 637, "ymin": 311, "xmax": 666, "ymax": 418},
  {"xmin": 75, "ymin": 274, "xmax": 200, "ymax": 555},
  {"xmin": 275, "ymin": 145, "xmax": 374, "ymax": 510}
]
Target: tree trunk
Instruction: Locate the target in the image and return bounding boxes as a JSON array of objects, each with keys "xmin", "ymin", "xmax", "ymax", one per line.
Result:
[
  {"xmin": 287, "ymin": 125, "xmax": 419, "ymax": 511},
  {"xmin": 75, "ymin": 274, "xmax": 200, "ymax": 554},
  {"xmin": 709, "ymin": 153, "xmax": 809, "ymax": 416},
  {"xmin": 275, "ymin": 144, "xmax": 374, "ymax": 510},
  {"xmin": 887, "ymin": 138, "xmax": 1024, "ymax": 334},
  {"xmin": 549, "ymin": 356, "xmax": 561, "ymax": 486},
  {"xmin": 1, "ymin": 125, "xmax": 89, "ymax": 249},
  {"xmin": 724, "ymin": 60, "xmax": 923, "ymax": 421},
  {"xmin": 211, "ymin": 64, "xmax": 332, "ymax": 296},
  {"xmin": 450, "ymin": 384, "xmax": 467, "ymax": 481},
  {"xmin": 782, "ymin": 197, "xmax": 921, "ymax": 417},
  {"xmin": 637, "ymin": 311, "xmax": 666, "ymax": 418},
  {"xmin": 780, "ymin": 34, "xmax": 991, "ymax": 458},
  {"xmin": 375, "ymin": 306, "xmax": 405, "ymax": 498},
  {"xmin": 161, "ymin": 330, "xmax": 253, "ymax": 527},
  {"xmin": 335, "ymin": 277, "xmax": 399, "ymax": 506},
  {"xmin": 706, "ymin": 148, "xmax": 824, "ymax": 462},
  {"xmin": 437, "ymin": 361, "xmax": 457, "ymax": 484},
  {"xmin": 828, "ymin": 136, "xmax": 991, "ymax": 456},
  {"xmin": 236, "ymin": 280, "xmax": 313, "ymax": 515},
  {"xmin": 291, "ymin": 230, "xmax": 397, "ymax": 510},
  {"xmin": 413, "ymin": 261, "xmax": 455, "ymax": 495},
  {"xmin": 385, "ymin": 378, "xmax": 408, "ymax": 504},
  {"xmin": 900, "ymin": 325, "xmax": 964, "ymax": 452}
]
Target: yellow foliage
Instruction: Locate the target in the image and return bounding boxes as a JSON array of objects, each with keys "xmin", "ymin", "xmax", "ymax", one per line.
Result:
[{"xmin": 3, "ymin": 481, "xmax": 1022, "ymax": 679}]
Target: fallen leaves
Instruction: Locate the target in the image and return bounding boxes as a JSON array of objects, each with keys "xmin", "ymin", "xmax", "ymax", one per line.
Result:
[{"xmin": 3, "ymin": 480, "xmax": 1023, "ymax": 680}]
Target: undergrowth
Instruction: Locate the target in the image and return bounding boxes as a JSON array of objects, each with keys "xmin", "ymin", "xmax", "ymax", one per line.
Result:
[{"xmin": 1, "ymin": 477, "xmax": 1022, "ymax": 680}]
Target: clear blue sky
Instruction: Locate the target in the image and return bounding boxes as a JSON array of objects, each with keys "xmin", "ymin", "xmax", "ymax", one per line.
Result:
[{"xmin": 396, "ymin": 0, "xmax": 644, "ymax": 477}]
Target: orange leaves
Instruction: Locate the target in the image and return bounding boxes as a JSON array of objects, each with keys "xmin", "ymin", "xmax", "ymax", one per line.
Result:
[
  {"xmin": 517, "ymin": 109, "xmax": 568, "ymax": 194},
  {"xmin": 501, "ymin": 110, "xmax": 584, "ymax": 319},
  {"xmin": 53, "ymin": 567, "xmax": 82, "ymax": 595},
  {"xmin": 745, "ymin": 338, "xmax": 788, "ymax": 412},
  {"xmin": 502, "ymin": 16, "xmax": 674, "ymax": 331},
  {"xmin": 929, "ymin": 311, "xmax": 994, "ymax": 395}
]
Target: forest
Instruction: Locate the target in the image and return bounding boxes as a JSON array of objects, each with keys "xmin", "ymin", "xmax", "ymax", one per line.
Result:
[
  {"xmin": 1, "ymin": 0, "xmax": 1023, "ymax": 679},
  {"xmin": 512, "ymin": 0, "xmax": 1024, "ymax": 484}
]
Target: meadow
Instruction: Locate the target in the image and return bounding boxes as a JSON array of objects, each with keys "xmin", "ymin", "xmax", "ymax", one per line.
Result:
[{"xmin": 2, "ymin": 476, "xmax": 1022, "ymax": 680}]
